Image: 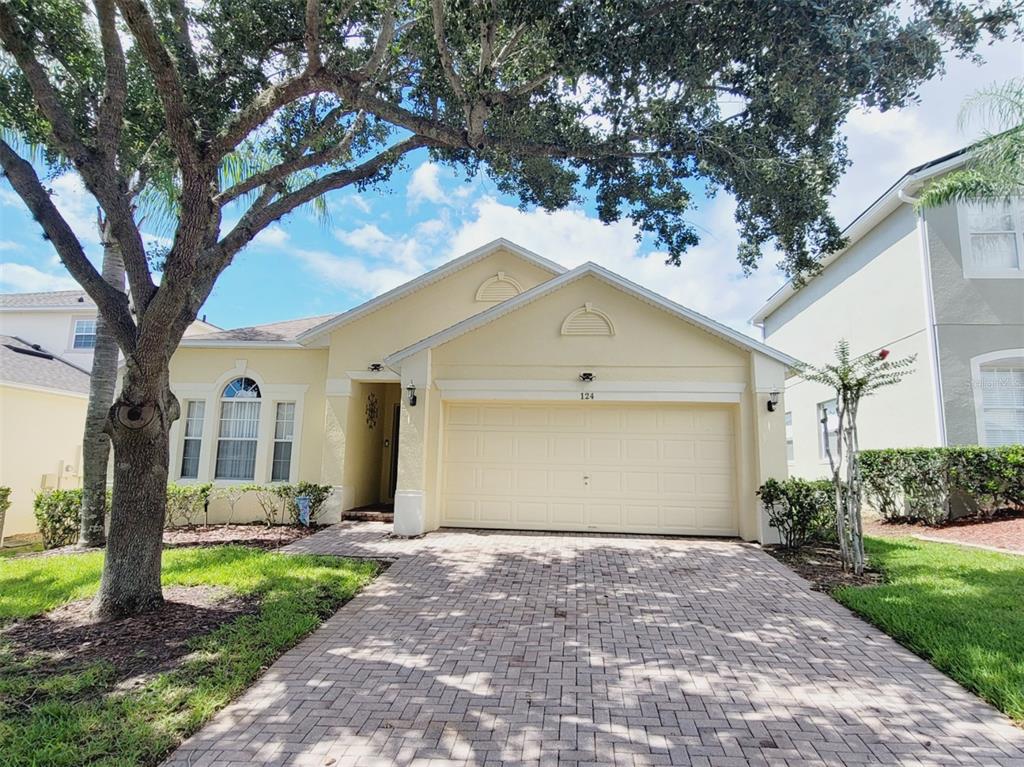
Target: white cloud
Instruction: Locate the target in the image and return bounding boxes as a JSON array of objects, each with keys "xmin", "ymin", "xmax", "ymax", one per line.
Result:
[
  {"xmin": 0, "ymin": 241, "xmax": 22, "ymax": 251},
  {"xmin": 408, "ymin": 162, "xmax": 448, "ymax": 205},
  {"xmin": 252, "ymin": 225, "xmax": 289, "ymax": 248},
  {"xmin": 291, "ymin": 247, "xmax": 422, "ymax": 297},
  {"xmin": 335, "ymin": 223, "xmax": 396, "ymax": 255},
  {"xmin": 0, "ymin": 262, "xmax": 77, "ymax": 292}
]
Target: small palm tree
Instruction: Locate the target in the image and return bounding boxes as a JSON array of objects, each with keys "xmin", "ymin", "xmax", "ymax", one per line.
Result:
[
  {"xmin": 917, "ymin": 78, "xmax": 1023, "ymax": 209},
  {"xmin": 800, "ymin": 341, "xmax": 915, "ymax": 574}
]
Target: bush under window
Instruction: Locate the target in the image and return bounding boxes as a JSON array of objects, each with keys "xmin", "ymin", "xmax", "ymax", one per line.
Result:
[{"xmin": 757, "ymin": 477, "xmax": 836, "ymax": 549}]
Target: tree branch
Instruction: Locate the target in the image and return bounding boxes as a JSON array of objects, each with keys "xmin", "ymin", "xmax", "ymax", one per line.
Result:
[
  {"xmin": 304, "ymin": 0, "xmax": 320, "ymax": 70},
  {"xmin": 94, "ymin": 0, "xmax": 128, "ymax": 158},
  {"xmin": 214, "ymin": 110, "xmax": 366, "ymax": 205},
  {"xmin": 0, "ymin": 139, "xmax": 136, "ymax": 353},
  {"xmin": 210, "ymin": 72, "xmax": 319, "ymax": 160},
  {"xmin": 114, "ymin": 0, "xmax": 202, "ymax": 175},
  {"xmin": 215, "ymin": 135, "xmax": 427, "ymax": 260},
  {"xmin": 430, "ymin": 0, "xmax": 466, "ymax": 101},
  {"xmin": 352, "ymin": 3, "xmax": 396, "ymax": 82}
]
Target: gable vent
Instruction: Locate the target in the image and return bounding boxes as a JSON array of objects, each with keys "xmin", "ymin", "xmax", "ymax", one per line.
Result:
[
  {"xmin": 561, "ymin": 303, "xmax": 615, "ymax": 336},
  {"xmin": 475, "ymin": 271, "xmax": 523, "ymax": 302}
]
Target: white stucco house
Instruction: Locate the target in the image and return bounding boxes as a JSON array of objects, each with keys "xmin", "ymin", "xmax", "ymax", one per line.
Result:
[
  {"xmin": 751, "ymin": 148, "xmax": 1024, "ymax": 479},
  {"xmin": 170, "ymin": 239, "xmax": 796, "ymax": 541}
]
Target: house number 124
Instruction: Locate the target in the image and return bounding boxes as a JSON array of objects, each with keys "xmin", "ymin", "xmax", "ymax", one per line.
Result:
[{"xmin": 580, "ymin": 392, "xmax": 595, "ymax": 400}]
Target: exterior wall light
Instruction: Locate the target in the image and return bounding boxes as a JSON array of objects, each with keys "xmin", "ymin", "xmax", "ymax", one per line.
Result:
[
  {"xmin": 578, "ymin": 372, "xmax": 595, "ymax": 382},
  {"xmin": 368, "ymin": 362, "xmax": 384, "ymax": 372},
  {"xmin": 767, "ymin": 391, "xmax": 780, "ymax": 412},
  {"xmin": 406, "ymin": 382, "xmax": 417, "ymax": 407}
]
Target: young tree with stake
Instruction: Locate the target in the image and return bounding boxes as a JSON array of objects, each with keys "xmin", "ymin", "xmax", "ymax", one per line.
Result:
[
  {"xmin": 801, "ymin": 341, "xmax": 915, "ymax": 574},
  {"xmin": 0, "ymin": 0, "xmax": 1017, "ymax": 619}
]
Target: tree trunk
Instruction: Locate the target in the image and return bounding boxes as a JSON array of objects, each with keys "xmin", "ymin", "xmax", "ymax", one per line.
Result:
[
  {"xmin": 78, "ymin": 222, "xmax": 125, "ymax": 548},
  {"xmin": 91, "ymin": 362, "xmax": 178, "ymax": 621}
]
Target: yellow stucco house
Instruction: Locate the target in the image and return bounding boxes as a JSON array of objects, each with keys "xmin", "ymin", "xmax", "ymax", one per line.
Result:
[{"xmin": 172, "ymin": 239, "xmax": 796, "ymax": 541}]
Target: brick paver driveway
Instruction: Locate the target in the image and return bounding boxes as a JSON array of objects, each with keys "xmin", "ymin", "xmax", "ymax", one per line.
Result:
[{"xmin": 165, "ymin": 524, "xmax": 1024, "ymax": 767}]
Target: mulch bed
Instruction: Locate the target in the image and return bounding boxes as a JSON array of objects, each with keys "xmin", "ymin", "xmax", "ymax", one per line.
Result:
[
  {"xmin": 162, "ymin": 523, "xmax": 319, "ymax": 550},
  {"xmin": 863, "ymin": 508, "xmax": 1024, "ymax": 554},
  {"xmin": 765, "ymin": 543, "xmax": 884, "ymax": 593},
  {"xmin": 1, "ymin": 586, "xmax": 258, "ymax": 687}
]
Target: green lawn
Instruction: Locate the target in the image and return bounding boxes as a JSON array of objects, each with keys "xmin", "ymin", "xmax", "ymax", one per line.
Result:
[
  {"xmin": 835, "ymin": 537, "xmax": 1023, "ymax": 722},
  {"xmin": 0, "ymin": 546, "xmax": 379, "ymax": 766}
]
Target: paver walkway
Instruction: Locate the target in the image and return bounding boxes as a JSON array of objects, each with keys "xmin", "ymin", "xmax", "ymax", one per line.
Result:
[{"xmin": 165, "ymin": 523, "xmax": 1024, "ymax": 767}]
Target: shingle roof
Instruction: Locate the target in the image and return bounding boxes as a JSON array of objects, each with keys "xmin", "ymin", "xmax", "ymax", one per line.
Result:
[
  {"xmin": 0, "ymin": 336, "xmax": 91, "ymax": 395},
  {"xmin": 182, "ymin": 314, "xmax": 338, "ymax": 344},
  {"xmin": 0, "ymin": 290, "xmax": 94, "ymax": 309}
]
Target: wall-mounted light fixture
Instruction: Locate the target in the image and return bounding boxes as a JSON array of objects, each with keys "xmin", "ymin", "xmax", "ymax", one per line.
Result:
[
  {"xmin": 406, "ymin": 382, "xmax": 418, "ymax": 407},
  {"xmin": 767, "ymin": 391, "xmax": 780, "ymax": 412},
  {"xmin": 368, "ymin": 362, "xmax": 384, "ymax": 372},
  {"xmin": 578, "ymin": 372, "xmax": 595, "ymax": 383}
]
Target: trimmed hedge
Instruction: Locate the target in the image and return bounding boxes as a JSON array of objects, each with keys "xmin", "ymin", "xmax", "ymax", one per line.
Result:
[
  {"xmin": 860, "ymin": 446, "xmax": 1024, "ymax": 525},
  {"xmin": 757, "ymin": 477, "xmax": 836, "ymax": 548},
  {"xmin": 33, "ymin": 489, "xmax": 83, "ymax": 548}
]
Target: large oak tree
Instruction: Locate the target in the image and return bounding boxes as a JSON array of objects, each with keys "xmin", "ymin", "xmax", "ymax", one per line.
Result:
[{"xmin": 0, "ymin": 0, "xmax": 1019, "ymax": 619}]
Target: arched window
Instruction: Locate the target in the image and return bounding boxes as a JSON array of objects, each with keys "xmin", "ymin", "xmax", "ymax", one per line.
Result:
[
  {"xmin": 215, "ymin": 377, "xmax": 262, "ymax": 480},
  {"xmin": 973, "ymin": 352, "xmax": 1024, "ymax": 446}
]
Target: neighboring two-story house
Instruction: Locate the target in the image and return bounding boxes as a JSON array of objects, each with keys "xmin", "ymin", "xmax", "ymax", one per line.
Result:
[
  {"xmin": 751, "ymin": 148, "xmax": 1024, "ymax": 479},
  {"xmin": 0, "ymin": 289, "xmax": 218, "ymax": 539}
]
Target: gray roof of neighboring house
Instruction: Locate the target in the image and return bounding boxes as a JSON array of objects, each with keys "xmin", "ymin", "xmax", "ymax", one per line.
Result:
[
  {"xmin": 182, "ymin": 314, "xmax": 338, "ymax": 344},
  {"xmin": 0, "ymin": 335, "xmax": 91, "ymax": 394},
  {"xmin": 0, "ymin": 289, "xmax": 94, "ymax": 309}
]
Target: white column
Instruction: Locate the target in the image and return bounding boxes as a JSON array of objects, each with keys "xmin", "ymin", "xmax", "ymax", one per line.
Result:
[{"xmin": 394, "ymin": 350, "xmax": 431, "ymax": 536}]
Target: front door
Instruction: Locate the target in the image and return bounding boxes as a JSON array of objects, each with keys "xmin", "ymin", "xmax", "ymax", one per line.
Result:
[{"xmin": 387, "ymin": 403, "xmax": 400, "ymax": 500}]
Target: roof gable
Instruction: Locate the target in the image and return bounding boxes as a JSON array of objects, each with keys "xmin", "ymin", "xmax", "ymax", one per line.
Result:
[
  {"xmin": 385, "ymin": 262, "xmax": 800, "ymax": 368},
  {"xmin": 295, "ymin": 239, "xmax": 565, "ymax": 345}
]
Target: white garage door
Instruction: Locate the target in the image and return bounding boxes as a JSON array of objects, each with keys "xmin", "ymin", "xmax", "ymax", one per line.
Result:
[{"xmin": 441, "ymin": 402, "xmax": 737, "ymax": 535}]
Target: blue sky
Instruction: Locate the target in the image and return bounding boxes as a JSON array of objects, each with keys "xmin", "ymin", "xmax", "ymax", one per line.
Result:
[{"xmin": 1, "ymin": 40, "xmax": 1019, "ymax": 336}]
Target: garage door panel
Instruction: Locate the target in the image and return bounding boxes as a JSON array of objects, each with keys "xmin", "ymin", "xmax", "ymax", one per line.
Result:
[{"xmin": 442, "ymin": 403, "xmax": 736, "ymax": 536}]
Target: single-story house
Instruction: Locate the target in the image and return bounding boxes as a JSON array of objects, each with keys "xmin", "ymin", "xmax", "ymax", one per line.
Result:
[
  {"xmin": 0, "ymin": 335, "xmax": 90, "ymax": 539},
  {"xmin": 172, "ymin": 239, "xmax": 796, "ymax": 541}
]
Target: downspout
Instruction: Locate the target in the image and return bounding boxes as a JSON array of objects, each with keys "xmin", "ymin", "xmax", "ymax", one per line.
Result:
[{"xmin": 899, "ymin": 187, "xmax": 948, "ymax": 446}]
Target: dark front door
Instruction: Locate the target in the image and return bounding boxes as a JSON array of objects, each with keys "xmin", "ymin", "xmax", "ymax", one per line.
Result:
[{"xmin": 387, "ymin": 403, "xmax": 400, "ymax": 500}]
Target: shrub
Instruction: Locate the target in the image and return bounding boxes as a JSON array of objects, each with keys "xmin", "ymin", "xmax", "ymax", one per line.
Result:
[
  {"xmin": 212, "ymin": 485, "xmax": 247, "ymax": 525},
  {"xmin": 244, "ymin": 484, "xmax": 286, "ymax": 526},
  {"xmin": 860, "ymin": 446, "xmax": 1024, "ymax": 525},
  {"xmin": 165, "ymin": 483, "xmax": 213, "ymax": 528},
  {"xmin": 274, "ymin": 482, "xmax": 333, "ymax": 526},
  {"xmin": 0, "ymin": 486, "xmax": 10, "ymax": 539},
  {"xmin": 33, "ymin": 489, "xmax": 82, "ymax": 548},
  {"xmin": 757, "ymin": 477, "xmax": 835, "ymax": 549}
]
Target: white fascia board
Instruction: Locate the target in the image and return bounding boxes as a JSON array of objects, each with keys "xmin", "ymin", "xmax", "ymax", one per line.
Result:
[
  {"xmin": 385, "ymin": 262, "xmax": 800, "ymax": 369},
  {"xmin": 177, "ymin": 340, "xmax": 306, "ymax": 349},
  {"xmin": 294, "ymin": 238, "xmax": 567, "ymax": 345},
  {"xmin": 749, "ymin": 151, "xmax": 970, "ymax": 327}
]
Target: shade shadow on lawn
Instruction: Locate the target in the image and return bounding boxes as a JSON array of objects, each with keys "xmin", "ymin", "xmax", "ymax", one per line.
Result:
[
  {"xmin": 0, "ymin": 545, "xmax": 380, "ymax": 767},
  {"xmin": 834, "ymin": 536, "xmax": 1024, "ymax": 722}
]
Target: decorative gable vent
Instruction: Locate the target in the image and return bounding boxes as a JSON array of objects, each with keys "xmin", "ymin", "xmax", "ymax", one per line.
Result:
[
  {"xmin": 561, "ymin": 303, "xmax": 615, "ymax": 336},
  {"xmin": 475, "ymin": 271, "xmax": 523, "ymax": 302}
]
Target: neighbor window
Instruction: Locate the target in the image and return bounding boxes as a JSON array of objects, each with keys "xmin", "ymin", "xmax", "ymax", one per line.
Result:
[
  {"xmin": 959, "ymin": 198, "xmax": 1024, "ymax": 277},
  {"xmin": 785, "ymin": 411, "xmax": 794, "ymax": 463},
  {"xmin": 978, "ymin": 362, "xmax": 1024, "ymax": 446},
  {"xmin": 179, "ymin": 400, "xmax": 205, "ymax": 479},
  {"xmin": 72, "ymin": 318, "xmax": 97, "ymax": 349},
  {"xmin": 215, "ymin": 377, "xmax": 261, "ymax": 480},
  {"xmin": 271, "ymin": 402, "xmax": 295, "ymax": 482},
  {"xmin": 818, "ymin": 399, "xmax": 839, "ymax": 460}
]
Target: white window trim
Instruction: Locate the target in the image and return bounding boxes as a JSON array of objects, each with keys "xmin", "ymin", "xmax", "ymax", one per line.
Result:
[
  {"xmin": 957, "ymin": 199, "xmax": 1024, "ymax": 279},
  {"xmin": 268, "ymin": 400, "xmax": 300, "ymax": 483},
  {"xmin": 179, "ymin": 399, "xmax": 206, "ymax": 479},
  {"xmin": 67, "ymin": 314, "xmax": 98, "ymax": 352},
  {"xmin": 215, "ymin": 379, "xmax": 262, "ymax": 482},
  {"xmin": 169, "ymin": 363, "xmax": 307, "ymax": 485},
  {"xmin": 970, "ymin": 348, "xmax": 1024, "ymax": 446}
]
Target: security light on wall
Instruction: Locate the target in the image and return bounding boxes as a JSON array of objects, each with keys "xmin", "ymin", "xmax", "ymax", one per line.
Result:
[
  {"xmin": 368, "ymin": 362, "xmax": 384, "ymax": 372},
  {"xmin": 767, "ymin": 391, "xmax": 780, "ymax": 412},
  {"xmin": 406, "ymin": 382, "xmax": 417, "ymax": 407},
  {"xmin": 578, "ymin": 372, "xmax": 596, "ymax": 383}
]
